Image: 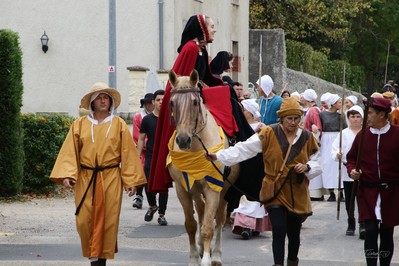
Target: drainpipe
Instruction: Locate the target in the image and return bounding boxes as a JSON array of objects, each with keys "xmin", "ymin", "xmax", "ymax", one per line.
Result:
[
  {"xmin": 158, "ymin": 0, "xmax": 164, "ymax": 69},
  {"xmin": 109, "ymin": 0, "xmax": 117, "ymax": 88}
]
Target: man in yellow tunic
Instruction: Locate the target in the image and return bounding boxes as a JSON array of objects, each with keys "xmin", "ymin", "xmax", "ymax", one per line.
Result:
[
  {"xmin": 205, "ymin": 97, "xmax": 322, "ymax": 266},
  {"xmin": 50, "ymin": 83, "xmax": 146, "ymax": 266}
]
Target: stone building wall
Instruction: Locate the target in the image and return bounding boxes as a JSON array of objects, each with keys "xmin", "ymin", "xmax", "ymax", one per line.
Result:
[{"xmin": 248, "ymin": 29, "xmax": 364, "ymax": 103}]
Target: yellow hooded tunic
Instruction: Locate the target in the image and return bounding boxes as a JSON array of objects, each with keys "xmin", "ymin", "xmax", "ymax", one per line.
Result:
[{"xmin": 50, "ymin": 116, "xmax": 146, "ymax": 259}]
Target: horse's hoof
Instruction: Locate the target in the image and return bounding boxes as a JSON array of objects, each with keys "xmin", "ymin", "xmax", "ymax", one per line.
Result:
[{"xmin": 211, "ymin": 261, "xmax": 222, "ymax": 266}]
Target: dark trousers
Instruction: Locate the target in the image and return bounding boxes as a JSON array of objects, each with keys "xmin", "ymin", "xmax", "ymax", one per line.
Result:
[
  {"xmin": 343, "ymin": 181, "xmax": 354, "ymax": 214},
  {"xmin": 364, "ymin": 220, "xmax": 394, "ymax": 266},
  {"xmin": 136, "ymin": 185, "xmax": 144, "ymax": 197},
  {"xmin": 144, "ymin": 163, "xmax": 168, "ymax": 215},
  {"xmin": 267, "ymin": 206, "xmax": 302, "ymax": 265}
]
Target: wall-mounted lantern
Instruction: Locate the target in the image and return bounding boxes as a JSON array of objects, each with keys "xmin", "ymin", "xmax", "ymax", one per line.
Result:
[{"xmin": 40, "ymin": 31, "xmax": 49, "ymax": 53}]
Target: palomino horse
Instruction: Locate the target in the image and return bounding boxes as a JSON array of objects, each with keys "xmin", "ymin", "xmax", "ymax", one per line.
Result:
[{"xmin": 167, "ymin": 70, "xmax": 239, "ymax": 266}]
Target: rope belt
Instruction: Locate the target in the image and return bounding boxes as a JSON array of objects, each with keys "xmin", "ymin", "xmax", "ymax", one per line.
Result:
[{"xmin": 75, "ymin": 164, "xmax": 120, "ymax": 215}]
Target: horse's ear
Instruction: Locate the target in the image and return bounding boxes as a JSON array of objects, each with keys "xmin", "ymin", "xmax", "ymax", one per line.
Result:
[
  {"xmin": 190, "ymin": 70, "xmax": 199, "ymax": 87},
  {"xmin": 169, "ymin": 70, "xmax": 177, "ymax": 87}
]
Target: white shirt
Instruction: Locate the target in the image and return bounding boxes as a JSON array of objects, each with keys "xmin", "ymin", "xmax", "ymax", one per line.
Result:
[
  {"xmin": 331, "ymin": 128, "xmax": 359, "ymax": 182},
  {"xmin": 216, "ymin": 128, "xmax": 322, "ymax": 180}
]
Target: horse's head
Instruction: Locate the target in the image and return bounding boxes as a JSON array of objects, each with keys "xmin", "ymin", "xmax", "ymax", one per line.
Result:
[{"xmin": 169, "ymin": 70, "xmax": 206, "ymax": 150}]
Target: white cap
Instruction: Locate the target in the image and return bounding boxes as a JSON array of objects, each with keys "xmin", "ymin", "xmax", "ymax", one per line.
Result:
[
  {"xmin": 241, "ymin": 99, "xmax": 261, "ymax": 119},
  {"xmin": 346, "ymin": 95, "xmax": 358, "ymax": 105},
  {"xmin": 347, "ymin": 105, "xmax": 364, "ymax": 118},
  {"xmin": 302, "ymin": 89, "xmax": 318, "ymax": 102},
  {"xmin": 324, "ymin": 93, "xmax": 340, "ymax": 108},
  {"xmin": 256, "ymin": 75, "xmax": 274, "ymax": 96},
  {"xmin": 320, "ymin": 92, "xmax": 332, "ymax": 102}
]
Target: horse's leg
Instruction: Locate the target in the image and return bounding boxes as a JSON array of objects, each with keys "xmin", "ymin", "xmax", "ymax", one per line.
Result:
[
  {"xmin": 173, "ymin": 179, "xmax": 200, "ymax": 266},
  {"xmin": 200, "ymin": 187, "xmax": 220, "ymax": 266},
  {"xmin": 212, "ymin": 164, "xmax": 240, "ymax": 266},
  {"xmin": 212, "ymin": 198, "xmax": 227, "ymax": 266},
  {"xmin": 193, "ymin": 193, "xmax": 205, "ymax": 257}
]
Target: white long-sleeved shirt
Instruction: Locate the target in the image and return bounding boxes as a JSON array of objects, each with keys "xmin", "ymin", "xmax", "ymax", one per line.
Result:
[
  {"xmin": 216, "ymin": 128, "xmax": 322, "ymax": 180},
  {"xmin": 331, "ymin": 128, "xmax": 358, "ymax": 182}
]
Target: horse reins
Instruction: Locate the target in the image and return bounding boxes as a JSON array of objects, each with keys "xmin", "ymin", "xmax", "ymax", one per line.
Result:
[
  {"xmin": 170, "ymin": 86, "xmax": 294, "ymax": 205},
  {"xmin": 195, "ymin": 133, "xmax": 297, "ymax": 205}
]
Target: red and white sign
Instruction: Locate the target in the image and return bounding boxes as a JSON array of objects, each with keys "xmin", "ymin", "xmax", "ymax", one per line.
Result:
[{"xmin": 108, "ymin": 66, "xmax": 115, "ymax": 73}]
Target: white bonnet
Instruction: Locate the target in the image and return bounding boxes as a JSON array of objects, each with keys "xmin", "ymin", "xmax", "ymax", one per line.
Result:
[
  {"xmin": 256, "ymin": 75, "xmax": 274, "ymax": 96},
  {"xmin": 346, "ymin": 95, "xmax": 358, "ymax": 105},
  {"xmin": 324, "ymin": 93, "xmax": 340, "ymax": 108},
  {"xmin": 302, "ymin": 89, "xmax": 318, "ymax": 102},
  {"xmin": 241, "ymin": 99, "xmax": 261, "ymax": 119},
  {"xmin": 347, "ymin": 105, "xmax": 364, "ymax": 119}
]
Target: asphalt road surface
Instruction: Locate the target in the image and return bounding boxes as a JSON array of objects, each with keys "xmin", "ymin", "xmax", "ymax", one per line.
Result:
[{"xmin": 1, "ymin": 188, "xmax": 398, "ymax": 266}]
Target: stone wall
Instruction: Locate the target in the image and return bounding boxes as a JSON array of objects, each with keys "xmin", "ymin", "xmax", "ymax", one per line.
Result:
[
  {"xmin": 248, "ymin": 29, "xmax": 364, "ymax": 103},
  {"xmin": 120, "ymin": 66, "xmax": 169, "ymax": 124}
]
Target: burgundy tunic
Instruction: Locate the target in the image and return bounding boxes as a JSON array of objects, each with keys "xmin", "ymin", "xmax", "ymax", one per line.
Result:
[{"xmin": 346, "ymin": 124, "xmax": 399, "ymax": 227}]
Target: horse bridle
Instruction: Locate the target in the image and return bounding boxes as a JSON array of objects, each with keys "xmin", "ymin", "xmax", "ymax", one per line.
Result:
[{"xmin": 170, "ymin": 87, "xmax": 208, "ymax": 136}]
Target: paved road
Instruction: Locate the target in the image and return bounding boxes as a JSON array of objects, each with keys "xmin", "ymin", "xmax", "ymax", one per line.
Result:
[{"xmin": 1, "ymin": 189, "xmax": 398, "ymax": 266}]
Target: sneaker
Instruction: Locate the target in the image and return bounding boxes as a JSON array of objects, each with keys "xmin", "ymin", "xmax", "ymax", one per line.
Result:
[
  {"xmin": 157, "ymin": 215, "xmax": 168, "ymax": 226},
  {"xmin": 132, "ymin": 195, "xmax": 143, "ymax": 209},
  {"xmin": 144, "ymin": 206, "xmax": 158, "ymax": 222}
]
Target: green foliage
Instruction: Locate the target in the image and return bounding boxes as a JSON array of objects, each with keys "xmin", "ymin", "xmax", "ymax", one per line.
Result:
[
  {"xmin": 286, "ymin": 40, "xmax": 365, "ymax": 92},
  {"xmin": 250, "ymin": 0, "xmax": 399, "ymax": 89},
  {"xmin": 0, "ymin": 29, "xmax": 25, "ymax": 197},
  {"xmin": 21, "ymin": 113, "xmax": 74, "ymax": 194}
]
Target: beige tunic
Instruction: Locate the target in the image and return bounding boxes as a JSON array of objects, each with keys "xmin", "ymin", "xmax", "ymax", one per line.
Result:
[{"xmin": 50, "ymin": 116, "xmax": 146, "ymax": 259}]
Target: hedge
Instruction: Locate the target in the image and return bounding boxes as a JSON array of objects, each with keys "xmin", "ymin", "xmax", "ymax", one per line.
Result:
[
  {"xmin": 21, "ymin": 113, "xmax": 74, "ymax": 194},
  {"xmin": 0, "ymin": 29, "xmax": 25, "ymax": 197}
]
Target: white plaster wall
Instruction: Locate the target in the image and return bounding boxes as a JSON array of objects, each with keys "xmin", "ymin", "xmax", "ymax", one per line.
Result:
[{"xmin": 0, "ymin": 0, "xmax": 249, "ymax": 117}]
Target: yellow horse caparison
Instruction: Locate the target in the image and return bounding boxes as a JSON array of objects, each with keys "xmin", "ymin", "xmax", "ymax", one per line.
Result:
[{"xmin": 167, "ymin": 69, "xmax": 239, "ymax": 266}]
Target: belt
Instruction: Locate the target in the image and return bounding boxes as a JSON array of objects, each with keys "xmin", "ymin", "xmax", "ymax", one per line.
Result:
[
  {"xmin": 360, "ymin": 181, "xmax": 398, "ymax": 190},
  {"xmin": 75, "ymin": 164, "xmax": 120, "ymax": 215}
]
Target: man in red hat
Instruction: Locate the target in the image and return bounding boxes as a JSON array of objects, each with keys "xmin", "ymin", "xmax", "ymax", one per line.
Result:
[{"xmin": 347, "ymin": 97, "xmax": 399, "ymax": 266}]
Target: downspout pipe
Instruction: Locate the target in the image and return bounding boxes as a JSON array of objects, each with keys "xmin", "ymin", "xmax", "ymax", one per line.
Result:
[
  {"xmin": 158, "ymin": 0, "xmax": 164, "ymax": 69},
  {"xmin": 109, "ymin": 0, "xmax": 117, "ymax": 88}
]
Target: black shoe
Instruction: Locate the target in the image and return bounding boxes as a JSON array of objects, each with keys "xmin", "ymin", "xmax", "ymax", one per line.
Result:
[
  {"xmin": 359, "ymin": 224, "xmax": 366, "ymax": 240},
  {"xmin": 241, "ymin": 228, "xmax": 252, "ymax": 240},
  {"xmin": 144, "ymin": 206, "xmax": 158, "ymax": 222},
  {"xmin": 327, "ymin": 193, "xmax": 336, "ymax": 202},
  {"xmin": 157, "ymin": 215, "xmax": 168, "ymax": 226},
  {"xmin": 346, "ymin": 217, "xmax": 356, "ymax": 236},
  {"xmin": 252, "ymin": 231, "xmax": 260, "ymax": 237},
  {"xmin": 310, "ymin": 195, "xmax": 324, "ymax": 201},
  {"xmin": 132, "ymin": 195, "xmax": 143, "ymax": 209},
  {"xmin": 346, "ymin": 227, "xmax": 355, "ymax": 236}
]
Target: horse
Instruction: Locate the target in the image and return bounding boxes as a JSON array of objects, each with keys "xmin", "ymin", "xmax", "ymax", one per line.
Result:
[{"xmin": 167, "ymin": 69, "xmax": 239, "ymax": 266}]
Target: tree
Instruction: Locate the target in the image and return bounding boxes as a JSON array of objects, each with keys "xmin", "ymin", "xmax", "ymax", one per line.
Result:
[
  {"xmin": 249, "ymin": 0, "xmax": 399, "ymax": 90},
  {"xmin": 347, "ymin": 0, "xmax": 399, "ymax": 89},
  {"xmin": 250, "ymin": 0, "xmax": 374, "ymax": 57}
]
